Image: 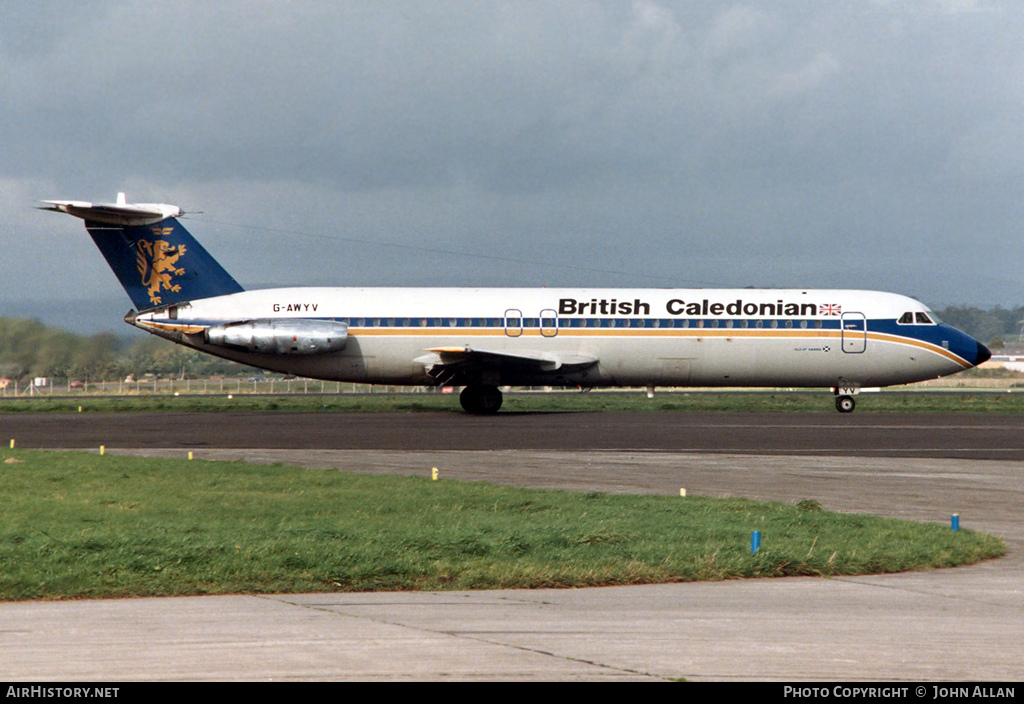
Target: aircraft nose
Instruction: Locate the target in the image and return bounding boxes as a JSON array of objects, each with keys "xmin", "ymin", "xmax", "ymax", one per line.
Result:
[{"xmin": 975, "ymin": 341, "xmax": 992, "ymax": 366}]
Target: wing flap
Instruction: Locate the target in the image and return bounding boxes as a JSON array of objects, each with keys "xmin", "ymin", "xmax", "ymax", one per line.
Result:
[{"xmin": 421, "ymin": 345, "xmax": 598, "ymax": 384}]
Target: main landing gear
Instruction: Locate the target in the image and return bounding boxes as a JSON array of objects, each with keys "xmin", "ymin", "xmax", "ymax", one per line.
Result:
[{"xmin": 460, "ymin": 384, "xmax": 503, "ymax": 414}]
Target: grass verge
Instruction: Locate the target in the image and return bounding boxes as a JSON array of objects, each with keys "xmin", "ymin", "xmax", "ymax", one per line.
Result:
[{"xmin": 0, "ymin": 450, "xmax": 1005, "ymax": 600}]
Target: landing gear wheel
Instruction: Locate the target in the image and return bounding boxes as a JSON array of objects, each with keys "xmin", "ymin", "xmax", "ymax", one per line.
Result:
[
  {"xmin": 835, "ymin": 395, "xmax": 856, "ymax": 413},
  {"xmin": 460, "ymin": 385, "xmax": 503, "ymax": 414}
]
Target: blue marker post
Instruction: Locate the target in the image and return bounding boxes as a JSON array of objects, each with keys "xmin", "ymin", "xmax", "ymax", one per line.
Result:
[
  {"xmin": 952, "ymin": 514, "xmax": 960, "ymax": 531},
  {"xmin": 751, "ymin": 531, "xmax": 761, "ymax": 554}
]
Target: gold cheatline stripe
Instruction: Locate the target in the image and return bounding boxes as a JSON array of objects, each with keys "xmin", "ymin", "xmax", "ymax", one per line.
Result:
[
  {"xmin": 869, "ymin": 332, "xmax": 971, "ymax": 368},
  {"xmin": 136, "ymin": 321, "xmax": 207, "ymax": 334},
  {"xmin": 348, "ymin": 327, "xmax": 971, "ymax": 367}
]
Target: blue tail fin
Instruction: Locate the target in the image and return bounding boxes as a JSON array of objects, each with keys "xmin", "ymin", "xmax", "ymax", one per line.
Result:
[
  {"xmin": 42, "ymin": 195, "xmax": 244, "ymax": 310},
  {"xmin": 85, "ymin": 217, "xmax": 244, "ymax": 310}
]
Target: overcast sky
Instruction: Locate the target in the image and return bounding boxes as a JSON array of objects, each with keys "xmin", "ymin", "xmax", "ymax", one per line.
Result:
[{"xmin": 2, "ymin": 1, "xmax": 1023, "ymax": 333}]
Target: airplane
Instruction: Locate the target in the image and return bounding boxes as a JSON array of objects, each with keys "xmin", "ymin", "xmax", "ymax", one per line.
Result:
[{"xmin": 41, "ymin": 193, "xmax": 991, "ymax": 414}]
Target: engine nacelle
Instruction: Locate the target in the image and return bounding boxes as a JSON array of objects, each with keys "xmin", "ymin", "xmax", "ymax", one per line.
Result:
[{"xmin": 205, "ymin": 319, "xmax": 348, "ymax": 355}]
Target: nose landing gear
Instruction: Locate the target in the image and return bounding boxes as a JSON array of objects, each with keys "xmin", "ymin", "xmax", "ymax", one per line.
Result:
[
  {"xmin": 832, "ymin": 385, "xmax": 858, "ymax": 413},
  {"xmin": 835, "ymin": 395, "xmax": 856, "ymax": 413}
]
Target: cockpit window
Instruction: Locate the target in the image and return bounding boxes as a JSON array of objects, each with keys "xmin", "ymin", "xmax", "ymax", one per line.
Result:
[
  {"xmin": 901, "ymin": 313, "xmax": 937, "ymax": 325},
  {"xmin": 898, "ymin": 311, "xmax": 937, "ymax": 325}
]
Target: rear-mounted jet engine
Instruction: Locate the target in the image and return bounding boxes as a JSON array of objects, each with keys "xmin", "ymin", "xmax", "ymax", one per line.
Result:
[{"xmin": 205, "ymin": 319, "xmax": 348, "ymax": 355}]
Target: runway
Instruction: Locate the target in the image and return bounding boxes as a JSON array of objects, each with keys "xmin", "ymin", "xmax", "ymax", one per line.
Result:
[
  {"xmin": 1, "ymin": 411, "xmax": 1022, "ymax": 681},
  {"xmin": 6, "ymin": 410, "xmax": 1024, "ymax": 458}
]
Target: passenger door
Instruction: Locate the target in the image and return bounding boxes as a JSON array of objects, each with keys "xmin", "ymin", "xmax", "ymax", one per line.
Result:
[
  {"xmin": 504, "ymin": 309, "xmax": 523, "ymax": 338},
  {"xmin": 841, "ymin": 312, "xmax": 867, "ymax": 354},
  {"xmin": 539, "ymin": 309, "xmax": 558, "ymax": 338}
]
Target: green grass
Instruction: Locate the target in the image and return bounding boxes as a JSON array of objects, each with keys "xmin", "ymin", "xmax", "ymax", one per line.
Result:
[
  {"xmin": 0, "ymin": 450, "xmax": 1005, "ymax": 601},
  {"xmin": 5, "ymin": 389, "xmax": 1024, "ymax": 414}
]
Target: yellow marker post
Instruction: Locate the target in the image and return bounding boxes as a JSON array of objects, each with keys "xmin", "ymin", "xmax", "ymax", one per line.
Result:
[
  {"xmin": 78, "ymin": 406, "xmax": 82, "ymax": 413},
  {"xmin": 432, "ymin": 467, "xmax": 438, "ymax": 481},
  {"xmin": 188, "ymin": 451, "xmax": 194, "ymax": 461},
  {"xmin": 680, "ymin": 488, "xmax": 686, "ymax": 497},
  {"xmin": 9, "ymin": 439, "xmax": 14, "ymax": 450},
  {"xmin": 100, "ymin": 445, "xmax": 105, "ymax": 456}
]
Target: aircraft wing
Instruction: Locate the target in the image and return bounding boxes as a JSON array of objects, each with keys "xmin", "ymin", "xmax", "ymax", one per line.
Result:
[{"xmin": 420, "ymin": 345, "xmax": 598, "ymax": 385}]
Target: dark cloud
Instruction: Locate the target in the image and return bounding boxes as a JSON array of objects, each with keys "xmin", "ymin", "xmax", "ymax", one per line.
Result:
[{"xmin": 3, "ymin": 1, "xmax": 1023, "ymax": 332}]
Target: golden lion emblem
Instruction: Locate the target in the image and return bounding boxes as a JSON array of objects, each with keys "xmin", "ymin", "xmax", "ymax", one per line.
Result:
[{"xmin": 136, "ymin": 236, "xmax": 187, "ymax": 306}]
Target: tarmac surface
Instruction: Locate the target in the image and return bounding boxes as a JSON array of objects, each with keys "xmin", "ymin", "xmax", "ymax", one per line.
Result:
[
  {"xmin": 1, "ymin": 411, "xmax": 1022, "ymax": 681},
  {"xmin": 6, "ymin": 409, "xmax": 1024, "ymax": 458}
]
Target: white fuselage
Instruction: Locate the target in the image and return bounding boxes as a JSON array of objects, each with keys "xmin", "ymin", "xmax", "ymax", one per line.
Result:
[{"xmin": 134, "ymin": 287, "xmax": 978, "ymax": 390}]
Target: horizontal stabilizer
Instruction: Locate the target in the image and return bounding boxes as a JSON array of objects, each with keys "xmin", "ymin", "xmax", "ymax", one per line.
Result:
[{"xmin": 40, "ymin": 193, "xmax": 182, "ymax": 226}]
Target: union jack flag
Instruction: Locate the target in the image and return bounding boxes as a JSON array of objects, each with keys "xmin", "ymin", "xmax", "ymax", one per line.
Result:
[{"xmin": 821, "ymin": 304, "xmax": 841, "ymax": 316}]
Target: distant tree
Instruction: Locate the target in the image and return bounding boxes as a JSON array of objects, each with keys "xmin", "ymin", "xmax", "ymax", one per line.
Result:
[
  {"xmin": 69, "ymin": 332, "xmax": 122, "ymax": 381},
  {"xmin": 933, "ymin": 305, "xmax": 1024, "ymax": 343},
  {"xmin": 0, "ymin": 317, "xmax": 257, "ymax": 383}
]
